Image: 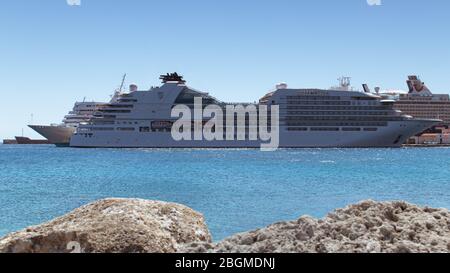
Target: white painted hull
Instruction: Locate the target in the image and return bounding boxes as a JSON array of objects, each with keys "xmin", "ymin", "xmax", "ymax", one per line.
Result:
[{"xmin": 69, "ymin": 119, "xmax": 437, "ymax": 148}]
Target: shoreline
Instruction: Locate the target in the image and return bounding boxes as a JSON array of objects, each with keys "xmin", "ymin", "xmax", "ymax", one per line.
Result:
[{"xmin": 403, "ymin": 144, "xmax": 450, "ymax": 148}]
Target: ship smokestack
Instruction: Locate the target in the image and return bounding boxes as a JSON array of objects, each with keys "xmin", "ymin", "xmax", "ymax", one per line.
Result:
[{"xmin": 406, "ymin": 75, "xmax": 432, "ymax": 95}]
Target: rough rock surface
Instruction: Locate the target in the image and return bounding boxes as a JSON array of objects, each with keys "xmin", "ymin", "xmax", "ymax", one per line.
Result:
[
  {"xmin": 0, "ymin": 198, "xmax": 211, "ymax": 253},
  {"xmin": 182, "ymin": 200, "xmax": 450, "ymax": 253}
]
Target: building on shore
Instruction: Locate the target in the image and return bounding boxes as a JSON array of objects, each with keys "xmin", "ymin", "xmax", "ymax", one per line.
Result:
[{"xmin": 408, "ymin": 126, "xmax": 450, "ymax": 145}]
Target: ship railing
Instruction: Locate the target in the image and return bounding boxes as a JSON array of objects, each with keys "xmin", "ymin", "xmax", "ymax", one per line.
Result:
[{"xmin": 223, "ymin": 102, "xmax": 256, "ymax": 106}]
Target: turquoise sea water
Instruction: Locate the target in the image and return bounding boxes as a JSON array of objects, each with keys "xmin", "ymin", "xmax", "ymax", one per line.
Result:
[{"xmin": 1, "ymin": 145, "xmax": 450, "ymax": 240}]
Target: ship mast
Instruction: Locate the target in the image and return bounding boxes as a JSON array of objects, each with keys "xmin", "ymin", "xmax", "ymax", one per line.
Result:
[{"xmin": 119, "ymin": 73, "xmax": 127, "ymax": 93}]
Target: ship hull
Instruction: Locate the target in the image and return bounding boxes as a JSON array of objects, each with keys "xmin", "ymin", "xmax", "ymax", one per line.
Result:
[
  {"xmin": 2, "ymin": 139, "xmax": 18, "ymax": 145},
  {"xmin": 15, "ymin": 137, "xmax": 51, "ymax": 145},
  {"xmin": 69, "ymin": 119, "xmax": 439, "ymax": 148},
  {"xmin": 28, "ymin": 125, "xmax": 76, "ymax": 146}
]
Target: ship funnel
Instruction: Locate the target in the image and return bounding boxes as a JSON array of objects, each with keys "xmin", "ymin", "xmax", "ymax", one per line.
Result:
[
  {"xmin": 362, "ymin": 84, "xmax": 371, "ymax": 93},
  {"xmin": 406, "ymin": 75, "xmax": 432, "ymax": 95},
  {"xmin": 129, "ymin": 84, "xmax": 138, "ymax": 92},
  {"xmin": 160, "ymin": 73, "xmax": 186, "ymax": 84}
]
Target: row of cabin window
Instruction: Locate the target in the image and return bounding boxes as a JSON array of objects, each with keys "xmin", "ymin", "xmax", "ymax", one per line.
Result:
[
  {"xmin": 286, "ymin": 111, "xmax": 390, "ymax": 116},
  {"xmin": 286, "ymin": 106, "xmax": 391, "ymax": 110},
  {"xmin": 284, "ymin": 116, "xmax": 403, "ymax": 121},
  {"xmin": 287, "ymin": 127, "xmax": 378, "ymax": 132},
  {"xmin": 286, "ymin": 122, "xmax": 388, "ymax": 127}
]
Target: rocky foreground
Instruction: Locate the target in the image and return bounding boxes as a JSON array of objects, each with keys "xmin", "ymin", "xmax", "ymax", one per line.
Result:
[
  {"xmin": 0, "ymin": 199, "xmax": 211, "ymax": 253},
  {"xmin": 182, "ymin": 200, "xmax": 450, "ymax": 253},
  {"xmin": 0, "ymin": 199, "xmax": 449, "ymax": 253}
]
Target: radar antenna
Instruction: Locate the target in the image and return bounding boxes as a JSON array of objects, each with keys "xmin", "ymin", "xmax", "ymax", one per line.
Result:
[{"xmin": 338, "ymin": 77, "xmax": 351, "ymax": 88}]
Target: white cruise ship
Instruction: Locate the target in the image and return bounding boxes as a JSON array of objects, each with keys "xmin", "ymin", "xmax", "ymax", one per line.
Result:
[
  {"xmin": 70, "ymin": 73, "xmax": 441, "ymax": 148},
  {"xmin": 29, "ymin": 101, "xmax": 107, "ymax": 146},
  {"xmin": 29, "ymin": 83, "xmax": 126, "ymax": 146}
]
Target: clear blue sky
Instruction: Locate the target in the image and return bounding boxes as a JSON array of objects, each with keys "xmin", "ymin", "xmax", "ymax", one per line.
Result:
[{"xmin": 1, "ymin": 0, "xmax": 449, "ymax": 139}]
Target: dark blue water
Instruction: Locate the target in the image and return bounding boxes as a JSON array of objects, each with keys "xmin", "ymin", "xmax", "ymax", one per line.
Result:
[{"xmin": 1, "ymin": 145, "xmax": 450, "ymax": 240}]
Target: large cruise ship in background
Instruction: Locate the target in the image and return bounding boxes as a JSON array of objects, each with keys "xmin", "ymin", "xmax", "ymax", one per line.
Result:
[
  {"xmin": 69, "ymin": 73, "xmax": 440, "ymax": 148},
  {"xmin": 29, "ymin": 101, "xmax": 107, "ymax": 146},
  {"xmin": 29, "ymin": 84, "xmax": 125, "ymax": 146},
  {"xmin": 393, "ymin": 76, "xmax": 450, "ymax": 127}
]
